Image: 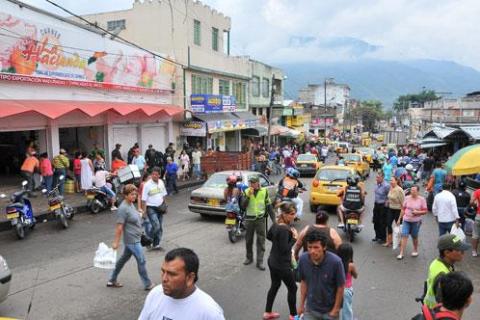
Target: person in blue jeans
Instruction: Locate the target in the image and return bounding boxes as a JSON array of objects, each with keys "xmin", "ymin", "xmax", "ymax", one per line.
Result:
[
  {"xmin": 108, "ymin": 184, "xmax": 154, "ymax": 290},
  {"xmin": 164, "ymin": 157, "xmax": 179, "ymax": 195},
  {"xmin": 141, "ymin": 167, "xmax": 168, "ymax": 250}
]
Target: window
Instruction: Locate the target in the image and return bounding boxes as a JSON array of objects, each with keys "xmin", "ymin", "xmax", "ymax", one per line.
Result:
[
  {"xmin": 233, "ymin": 81, "xmax": 247, "ymax": 109},
  {"xmin": 252, "ymin": 76, "xmax": 260, "ymax": 97},
  {"xmin": 219, "ymin": 79, "xmax": 230, "ymax": 96},
  {"xmin": 191, "ymin": 74, "xmax": 213, "ymax": 94},
  {"xmin": 262, "ymin": 78, "xmax": 270, "ymax": 98},
  {"xmin": 107, "ymin": 19, "xmax": 126, "ymax": 31},
  {"xmin": 212, "ymin": 27, "xmax": 219, "ymax": 51},
  {"xmin": 194, "ymin": 20, "xmax": 201, "ymax": 46}
]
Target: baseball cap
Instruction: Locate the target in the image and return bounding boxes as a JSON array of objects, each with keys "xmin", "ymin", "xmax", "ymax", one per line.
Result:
[
  {"xmin": 437, "ymin": 234, "xmax": 470, "ymax": 251},
  {"xmin": 248, "ymin": 176, "xmax": 259, "ymax": 183},
  {"xmin": 60, "ymin": 148, "xmax": 67, "ymax": 154}
]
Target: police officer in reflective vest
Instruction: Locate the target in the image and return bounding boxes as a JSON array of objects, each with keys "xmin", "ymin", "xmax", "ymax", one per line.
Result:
[
  {"xmin": 337, "ymin": 175, "xmax": 366, "ymax": 230},
  {"xmin": 243, "ymin": 175, "xmax": 273, "ymax": 271}
]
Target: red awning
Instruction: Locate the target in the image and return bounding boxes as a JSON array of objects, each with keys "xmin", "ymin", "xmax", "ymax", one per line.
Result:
[{"xmin": 0, "ymin": 100, "xmax": 183, "ymax": 119}]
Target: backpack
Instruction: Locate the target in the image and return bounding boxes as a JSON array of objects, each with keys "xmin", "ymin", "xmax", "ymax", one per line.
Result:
[{"xmin": 411, "ymin": 305, "xmax": 459, "ymax": 320}]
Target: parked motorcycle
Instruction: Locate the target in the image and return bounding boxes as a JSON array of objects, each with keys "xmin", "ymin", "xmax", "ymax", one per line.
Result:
[
  {"xmin": 42, "ymin": 175, "xmax": 75, "ymax": 228},
  {"xmin": 86, "ymin": 176, "xmax": 121, "ymax": 214},
  {"xmin": 0, "ymin": 180, "xmax": 36, "ymax": 239},
  {"xmin": 342, "ymin": 210, "xmax": 361, "ymax": 242}
]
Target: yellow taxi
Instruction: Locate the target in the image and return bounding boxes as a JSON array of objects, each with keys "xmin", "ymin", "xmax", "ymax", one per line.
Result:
[
  {"xmin": 342, "ymin": 153, "xmax": 370, "ymax": 178},
  {"xmin": 333, "ymin": 141, "xmax": 350, "ymax": 154},
  {"xmin": 357, "ymin": 147, "xmax": 374, "ymax": 167},
  {"xmin": 309, "ymin": 165, "xmax": 357, "ymax": 212},
  {"xmin": 296, "ymin": 153, "xmax": 322, "ymax": 177}
]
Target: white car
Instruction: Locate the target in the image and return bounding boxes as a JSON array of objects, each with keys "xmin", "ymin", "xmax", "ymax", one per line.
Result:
[{"xmin": 0, "ymin": 255, "xmax": 11, "ymax": 303}]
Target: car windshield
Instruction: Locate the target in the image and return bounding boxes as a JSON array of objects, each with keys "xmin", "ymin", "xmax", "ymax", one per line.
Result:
[
  {"xmin": 203, "ymin": 173, "xmax": 230, "ymax": 188},
  {"xmin": 297, "ymin": 154, "xmax": 316, "ymax": 161},
  {"xmin": 359, "ymin": 148, "xmax": 372, "ymax": 155},
  {"xmin": 315, "ymin": 169, "xmax": 351, "ymax": 181},
  {"xmin": 344, "ymin": 154, "xmax": 361, "ymax": 162}
]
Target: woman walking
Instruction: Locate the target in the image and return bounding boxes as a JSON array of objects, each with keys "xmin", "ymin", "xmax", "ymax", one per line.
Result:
[
  {"xmin": 80, "ymin": 152, "xmax": 94, "ymax": 191},
  {"xmin": 107, "ymin": 184, "xmax": 155, "ymax": 290},
  {"xmin": 383, "ymin": 177, "xmax": 405, "ymax": 247},
  {"xmin": 396, "ymin": 185, "xmax": 428, "ymax": 260},
  {"xmin": 179, "ymin": 150, "xmax": 190, "ymax": 181},
  {"xmin": 337, "ymin": 244, "xmax": 358, "ymax": 320},
  {"xmin": 263, "ymin": 201, "xmax": 298, "ymax": 320}
]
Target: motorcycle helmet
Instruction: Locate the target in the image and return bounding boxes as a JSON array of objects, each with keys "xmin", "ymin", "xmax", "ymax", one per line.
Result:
[
  {"xmin": 291, "ymin": 169, "xmax": 300, "ymax": 179},
  {"xmin": 226, "ymin": 175, "xmax": 237, "ymax": 186},
  {"xmin": 459, "ymin": 180, "xmax": 466, "ymax": 189},
  {"xmin": 405, "ymin": 164, "xmax": 413, "ymax": 171},
  {"xmin": 346, "ymin": 175, "xmax": 357, "ymax": 186}
]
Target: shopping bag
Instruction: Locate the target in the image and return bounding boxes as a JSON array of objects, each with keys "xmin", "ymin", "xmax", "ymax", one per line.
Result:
[
  {"xmin": 392, "ymin": 224, "xmax": 401, "ymax": 250},
  {"xmin": 450, "ymin": 224, "xmax": 466, "ymax": 242},
  {"xmin": 93, "ymin": 242, "xmax": 117, "ymax": 269}
]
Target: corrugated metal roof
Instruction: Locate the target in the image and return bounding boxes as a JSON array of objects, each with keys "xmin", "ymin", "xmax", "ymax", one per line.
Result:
[
  {"xmin": 460, "ymin": 126, "xmax": 480, "ymax": 140},
  {"xmin": 432, "ymin": 127, "xmax": 459, "ymax": 139}
]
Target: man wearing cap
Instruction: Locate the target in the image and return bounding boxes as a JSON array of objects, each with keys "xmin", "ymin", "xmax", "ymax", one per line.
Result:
[
  {"xmin": 53, "ymin": 149, "xmax": 70, "ymax": 195},
  {"xmin": 423, "ymin": 234, "xmax": 470, "ymax": 308},
  {"xmin": 111, "ymin": 143, "xmax": 123, "ymax": 162},
  {"xmin": 243, "ymin": 175, "xmax": 273, "ymax": 270}
]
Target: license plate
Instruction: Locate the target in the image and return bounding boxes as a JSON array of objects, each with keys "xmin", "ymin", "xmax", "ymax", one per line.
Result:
[
  {"xmin": 300, "ymin": 164, "xmax": 307, "ymax": 167},
  {"xmin": 208, "ymin": 199, "xmax": 219, "ymax": 206},
  {"xmin": 87, "ymin": 195, "xmax": 95, "ymax": 200},
  {"xmin": 7, "ymin": 212, "xmax": 19, "ymax": 219},
  {"xmin": 50, "ymin": 204, "xmax": 61, "ymax": 211},
  {"xmin": 347, "ymin": 219, "xmax": 358, "ymax": 225},
  {"xmin": 225, "ymin": 218, "xmax": 236, "ymax": 225}
]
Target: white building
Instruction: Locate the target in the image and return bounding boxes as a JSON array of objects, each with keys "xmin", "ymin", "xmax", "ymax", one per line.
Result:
[{"xmin": 78, "ymin": 0, "xmax": 253, "ymax": 151}]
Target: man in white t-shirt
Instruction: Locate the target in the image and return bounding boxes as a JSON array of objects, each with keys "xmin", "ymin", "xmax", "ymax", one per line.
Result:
[
  {"xmin": 138, "ymin": 248, "xmax": 225, "ymax": 320},
  {"xmin": 191, "ymin": 147, "xmax": 203, "ymax": 180},
  {"xmin": 94, "ymin": 167, "xmax": 117, "ymax": 211},
  {"xmin": 142, "ymin": 167, "xmax": 168, "ymax": 250}
]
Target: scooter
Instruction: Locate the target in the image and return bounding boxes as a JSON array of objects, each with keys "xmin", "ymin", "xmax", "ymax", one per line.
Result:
[
  {"xmin": 343, "ymin": 210, "xmax": 361, "ymax": 242},
  {"xmin": 42, "ymin": 175, "xmax": 75, "ymax": 228},
  {"xmin": 0, "ymin": 180, "xmax": 36, "ymax": 239}
]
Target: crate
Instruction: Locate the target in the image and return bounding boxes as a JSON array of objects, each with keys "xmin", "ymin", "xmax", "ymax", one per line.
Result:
[{"xmin": 117, "ymin": 165, "xmax": 141, "ymax": 183}]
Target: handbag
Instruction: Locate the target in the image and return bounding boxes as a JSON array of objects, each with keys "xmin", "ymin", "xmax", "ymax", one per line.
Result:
[
  {"xmin": 140, "ymin": 234, "xmax": 153, "ymax": 247},
  {"xmin": 157, "ymin": 201, "xmax": 168, "ymax": 214}
]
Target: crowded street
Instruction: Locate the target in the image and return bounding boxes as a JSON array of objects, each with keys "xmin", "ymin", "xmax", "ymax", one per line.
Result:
[{"xmin": 1, "ymin": 156, "xmax": 479, "ymax": 319}]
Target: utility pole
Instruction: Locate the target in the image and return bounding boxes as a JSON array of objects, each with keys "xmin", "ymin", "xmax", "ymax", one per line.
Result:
[
  {"xmin": 323, "ymin": 78, "xmax": 334, "ymax": 145},
  {"xmin": 267, "ymin": 74, "xmax": 275, "ymax": 149}
]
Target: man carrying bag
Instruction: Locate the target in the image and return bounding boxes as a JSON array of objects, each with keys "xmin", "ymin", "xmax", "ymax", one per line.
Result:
[
  {"xmin": 242, "ymin": 176, "xmax": 274, "ymax": 271},
  {"xmin": 141, "ymin": 167, "xmax": 168, "ymax": 251}
]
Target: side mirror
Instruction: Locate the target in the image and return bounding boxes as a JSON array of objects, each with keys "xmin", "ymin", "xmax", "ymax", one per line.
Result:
[
  {"xmin": 59, "ymin": 175, "xmax": 65, "ymax": 181},
  {"xmin": 22, "ymin": 180, "xmax": 28, "ymax": 187},
  {"xmin": 0, "ymin": 193, "xmax": 6, "ymax": 199},
  {"xmin": 42, "ymin": 189, "xmax": 48, "ymax": 194}
]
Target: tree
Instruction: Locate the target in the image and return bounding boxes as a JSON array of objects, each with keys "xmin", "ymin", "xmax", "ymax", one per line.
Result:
[
  {"xmin": 393, "ymin": 90, "xmax": 439, "ymax": 112},
  {"xmin": 351, "ymin": 100, "xmax": 384, "ymax": 132}
]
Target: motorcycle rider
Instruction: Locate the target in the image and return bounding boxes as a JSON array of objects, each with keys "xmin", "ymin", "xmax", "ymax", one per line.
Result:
[
  {"xmin": 94, "ymin": 164, "xmax": 117, "ymax": 211},
  {"xmin": 401, "ymin": 164, "xmax": 416, "ymax": 189},
  {"xmin": 277, "ymin": 168, "xmax": 305, "ymax": 220},
  {"xmin": 224, "ymin": 175, "xmax": 241, "ymax": 212},
  {"xmin": 337, "ymin": 176, "xmax": 366, "ymax": 230}
]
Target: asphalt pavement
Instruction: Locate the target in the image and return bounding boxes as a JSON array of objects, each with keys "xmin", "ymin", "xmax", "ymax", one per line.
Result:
[{"xmin": 1, "ymin": 168, "xmax": 479, "ymax": 319}]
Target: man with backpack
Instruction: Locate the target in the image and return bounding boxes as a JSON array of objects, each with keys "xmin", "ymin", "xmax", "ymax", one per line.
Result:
[
  {"xmin": 413, "ymin": 272, "xmax": 473, "ymax": 320},
  {"xmin": 423, "ymin": 234, "xmax": 470, "ymax": 308}
]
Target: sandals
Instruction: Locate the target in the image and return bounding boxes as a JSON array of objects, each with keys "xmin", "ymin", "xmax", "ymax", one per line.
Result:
[
  {"xmin": 106, "ymin": 281, "xmax": 123, "ymax": 288},
  {"xmin": 411, "ymin": 252, "xmax": 419, "ymax": 257},
  {"xmin": 396, "ymin": 254, "xmax": 404, "ymax": 260}
]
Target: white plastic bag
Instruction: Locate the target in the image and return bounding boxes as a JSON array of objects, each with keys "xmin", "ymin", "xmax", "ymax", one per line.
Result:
[
  {"xmin": 392, "ymin": 224, "xmax": 401, "ymax": 250},
  {"xmin": 450, "ymin": 224, "xmax": 466, "ymax": 242},
  {"xmin": 93, "ymin": 242, "xmax": 117, "ymax": 269}
]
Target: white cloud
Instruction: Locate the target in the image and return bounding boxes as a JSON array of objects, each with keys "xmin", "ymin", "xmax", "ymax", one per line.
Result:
[{"xmin": 19, "ymin": 0, "xmax": 480, "ymax": 69}]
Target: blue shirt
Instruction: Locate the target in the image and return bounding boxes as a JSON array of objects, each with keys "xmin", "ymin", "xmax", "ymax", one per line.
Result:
[
  {"xmin": 166, "ymin": 162, "xmax": 178, "ymax": 175},
  {"xmin": 389, "ymin": 155, "xmax": 398, "ymax": 167},
  {"xmin": 395, "ymin": 167, "xmax": 406, "ymax": 178},
  {"xmin": 383, "ymin": 163, "xmax": 393, "ymax": 182},
  {"xmin": 132, "ymin": 155, "xmax": 146, "ymax": 170},
  {"xmin": 433, "ymin": 168, "xmax": 447, "ymax": 186},
  {"xmin": 298, "ymin": 251, "xmax": 346, "ymax": 314},
  {"xmin": 374, "ymin": 181, "xmax": 390, "ymax": 204}
]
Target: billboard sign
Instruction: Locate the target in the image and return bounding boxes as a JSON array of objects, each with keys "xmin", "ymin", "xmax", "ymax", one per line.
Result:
[{"xmin": 190, "ymin": 94, "xmax": 236, "ymax": 113}]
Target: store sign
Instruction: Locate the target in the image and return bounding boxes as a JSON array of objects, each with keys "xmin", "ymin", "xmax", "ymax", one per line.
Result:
[
  {"xmin": 181, "ymin": 121, "xmax": 206, "ymax": 137},
  {"xmin": 190, "ymin": 94, "xmax": 237, "ymax": 113},
  {"xmin": 311, "ymin": 118, "xmax": 334, "ymax": 128},
  {"xmin": 207, "ymin": 119, "xmax": 257, "ymax": 133},
  {"xmin": 0, "ymin": 7, "xmax": 175, "ymax": 94}
]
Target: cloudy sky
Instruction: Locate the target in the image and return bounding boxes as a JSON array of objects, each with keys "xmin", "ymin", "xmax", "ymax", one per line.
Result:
[{"xmin": 21, "ymin": 0, "xmax": 480, "ymax": 70}]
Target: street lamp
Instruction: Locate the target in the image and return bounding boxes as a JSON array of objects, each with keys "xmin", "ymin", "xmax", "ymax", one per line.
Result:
[{"xmin": 324, "ymin": 78, "xmax": 334, "ymax": 145}]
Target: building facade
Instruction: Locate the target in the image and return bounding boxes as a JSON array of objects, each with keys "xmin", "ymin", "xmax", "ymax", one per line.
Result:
[{"xmin": 78, "ymin": 0, "xmax": 253, "ymax": 151}]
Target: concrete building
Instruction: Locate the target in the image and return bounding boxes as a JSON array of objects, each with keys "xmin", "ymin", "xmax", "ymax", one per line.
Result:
[
  {"xmin": 249, "ymin": 60, "xmax": 284, "ymax": 117},
  {"xmin": 78, "ymin": 0, "xmax": 253, "ymax": 151},
  {"xmin": 0, "ymin": 0, "xmax": 182, "ymax": 176},
  {"xmin": 298, "ymin": 81, "xmax": 350, "ymax": 124}
]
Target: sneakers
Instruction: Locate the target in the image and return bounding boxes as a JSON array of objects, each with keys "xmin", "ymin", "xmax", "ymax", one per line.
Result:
[
  {"xmin": 472, "ymin": 251, "xmax": 478, "ymax": 257},
  {"xmin": 110, "ymin": 205, "xmax": 118, "ymax": 211},
  {"xmin": 396, "ymin": 254, "xmax": 404, "ymax": 260},
  {"xmin": 243, "ymin": 258, "xmax": 253, "ymax": 265},
  {"xmin": 411, "ymin": 251, "xmax": 419, "ymax": 257},
  {"xmin": 263, "ymin": 312, "xmax": 280, "ymax": 320}
]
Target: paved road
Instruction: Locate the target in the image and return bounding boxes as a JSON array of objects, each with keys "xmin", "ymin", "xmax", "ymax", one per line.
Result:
[{"xmin": 1, "ymin": 171, "xmax": 479, "ymax": 319}]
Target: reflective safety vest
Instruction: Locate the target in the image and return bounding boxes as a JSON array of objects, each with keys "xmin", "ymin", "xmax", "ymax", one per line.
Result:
[
  {"xmin": 245, "ymin": 187, "xmax": 270, "ymax": 219},
  {"xmin": 343, "ymin": 186, "xmax": 363, "ymax": 210},
  {"xmin": 424, "ymin": 259, "xmax": 454, "ymax": 308}
]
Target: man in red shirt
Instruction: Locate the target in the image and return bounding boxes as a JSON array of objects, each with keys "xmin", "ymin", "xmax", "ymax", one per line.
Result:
[{"xmin": 470, "ymin": 187, "xmax": 480, "ymax": 257}]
